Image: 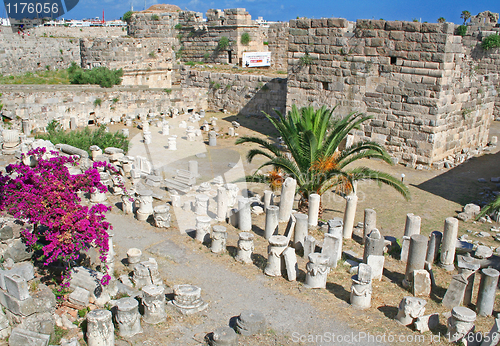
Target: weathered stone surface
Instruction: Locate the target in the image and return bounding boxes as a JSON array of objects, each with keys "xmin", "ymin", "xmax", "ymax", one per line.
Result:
[{"xmin": 8, "ymin": 327, "xmax": 50, "ymax": 346}]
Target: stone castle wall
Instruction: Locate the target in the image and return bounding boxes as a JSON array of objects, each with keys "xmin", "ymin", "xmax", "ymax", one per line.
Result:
[
  {"xmin": 180, "ymin": 66, "xmax": 286, "ymax": 116},
  {"xmin": 26, "ymin": 26, "xmax": 126, "ymax": 38},
  {"xmin": 285, "ymin": 18, "xmax": 498, "ymax": 165},
  {"xmin": 80, "ymin": 37, "xmax": 175, "ymax": 88},
  {"xmin": 267, "ymin": 23, "xmax": 289, "ymax": 70},
  {"xmin": 0, "ymin": 85, "xmax": 207, "ymax": 131},
  {"xmin": 0, "ymin": 32, "xmax": 80, "ymax": 75}
]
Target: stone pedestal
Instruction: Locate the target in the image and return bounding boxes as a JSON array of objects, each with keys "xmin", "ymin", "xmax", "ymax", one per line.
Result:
[
  {"xmin": 342, "ymin": 194, "xmax": 358, "ymax": 239},
  {"xmin": 115, "ymin": 297, "xmax": 142, "ymax": 337},
  {"xmin": 211, "ymin": 226, "xmax": 227, "ymax": 253},
  {"xmin": 278, "ymin": 177, "xmax": 297, "ymax": 223},
  {"xmin": 143, "ymin": 131, "xmax": 152, "ymax": 144},
  {"xmin": 210, "ymin": 327, "xmax": 238, "ymax": 346},
  {"xmin": 447, "ymin": 306, "xmax": 476, "ymax": 343},
  {"xmin": 395, "ymin": 296, "xmax": 426, "ymax": 325},
  {"xmin": 90, "ymin": 188, "xmax": 107, "ymax": 203},
  {"xmin": 209, "ymin": 131, "xmax": 217, "ymax": 146},
  {"xmin": 133, "ymin": 258, "xmax": 162, "ymax": 288},
  {"xmin": 86, "ymin": 309, "xmax": 114, "ymax": 346},
  {"xmin": 162, "ymin": 123, "xmax": 169, "ymax": 136},
  {"xmin": 364, "ymin": 229, "xmax": 385, "ymax": 280},
  {"xmin": 225, "ymin": 184, "xmax": 239, "ymax": 207},
  {"xmin": 195, "ymin": 194, "xmax": 209, "ymax": 216},
  {"xmin": 127, "ymin": 248, "xmax": 142, "ymax": 269},
  {"xmin": 236, "ymin": 232, "xmax": 254, "ymax": 264},
  {"xmin": 142, "ymin": 285, "xmax": 166, "ymax": 324},
  {"xmin": 439, "ymin": 217, "xmax": 459, "ymax": 271},
  {"xmin": 426, "ymin": 231, "xmax": 442, "ymax": 264},
  {"xmin": 168, "ymin": 136, "xmax": 177, "ymax": 150},
  {"xmin": 170, "ymin": 284, "xmax": 208, "ymax": 315},
  {"xmin": 308, "ymin": 194, "xmax": 321, "ymax": 228},
  {"xmin": 216, "ymin": 187, "xmax": 228, "ymax": 222},
  {"xmin": 293, "ymin": 213, "xmax": 308, "ymax": 250},
  {"xmin": 263, "ymin": 190, "xmax": 274, "ymax": 212},
  {"xmin": 476, "ymin": 268, "xmax": 500, "ymax": 317},
  {"xmin": 195, "ymin": 216, "xmax": 212, "ymax": 243},
  {"xmin": 403, "ymin": 234, "xmax": 428, "ymax": 288},
  {"xmin": 122, "ymin": 195, "xmax": 134, "ymax": 214},
  {"xmin": 235, "ymin": 310, "xmax": 266, "ymax": 336},
  {"xmin": 362, "ymin": 208, "xmax": 376, "ymax": 244},
  {"xmin": 136, "ymin": 190, "xmax": 154, "ymax": 221},
  {"xmin": 350, "ymin": 275, "xmax": 372, "ymax": 309},
  {"xmin": 238, "ymin": 198, "xmax": 252, "ymax": 232},
  {"xmin": 264, "ymin": 236, "xmax": 288, "ymax": 277},
  {"xmin": 153, "ymin": 205, "xmax": 171, "ymax": 228},
  {"xmin": 265, "ymin": 206, "xmax": 279, "ymax": 240},
  {"xmin": 304, "ymin": 253, "xmax": 330, "ymax": 288}
]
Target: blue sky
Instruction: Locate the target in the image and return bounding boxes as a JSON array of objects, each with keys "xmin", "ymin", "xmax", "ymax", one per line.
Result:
[{"xmin": 14, "ymin": 0, "xmax": 500, "ymax": 23}]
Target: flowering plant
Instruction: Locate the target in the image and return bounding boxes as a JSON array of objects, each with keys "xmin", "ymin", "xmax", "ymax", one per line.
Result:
[{"xmin": 0, "ymin": 148, "xmax": 112, "ymax": 285}]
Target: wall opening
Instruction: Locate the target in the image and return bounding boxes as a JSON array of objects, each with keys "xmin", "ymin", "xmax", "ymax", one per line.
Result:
[
  {"xmin": 321, "ymin": 81, "xmax": 330, "ymax": 90},
  {"xmin": 228, "ymin": 51, "xmax": 232, "ymax": 64},
  {"xmin": 390, "ymin": 57, "xmax": 397, "ymax": 65}
]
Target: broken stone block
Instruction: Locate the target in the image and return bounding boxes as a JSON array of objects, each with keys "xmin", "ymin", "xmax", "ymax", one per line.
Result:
[
  {"xmin": 133, "ymin": 258, "xmax": 162, "ymax": 289},
  {"xmin": 235, "ymin": 310, "xmax": 266, "ymax": 336},
  {"xmin": 210, "ymin": 326, "xmax": 238, "ymax": 346},
  {"xmin": 412, "ymin": 270, "xmax": 431, "ymax": 297},
  {"xmin": 464, "ymin": 204, "xmax": 481, "ymax": 217},
  {"xmin": 414, "ymin": 313, "xmax": 439, "ymax": 333},
  {"xmin": 4, "ymin": 273, "xmax": 30, "ymax": 301},
  {"xmin": 395, "ymin": 297, "xmax": 426, "ymax": 325},
  {"xmin": 115, "ymin": 297, "xmax": 142, "ymax": 337},
  {"xmin": 303, "ymin": 235, "xmax": 316, "ymax": 258},
  {"xmin": 282, "ymin": 247, "xmax": 298, "ymax": 281},
  {"xmin": 0, "ymin": 225, "xmax": 13, "ymax": 240},
  {"xmin": 474, "ymin": 245, "xmax": 493, "ymax": 259},
  {"xmin": 68, "ymin": 287, "xmax": 90, "ymax": 307},
  {"xmin": 357, "ymin": 263, "xmax": 372, "ymax": 284},
  {"xmin": 4, "ymin": 239, "xmax": 32, "ymax": 263},
  {"xmin": 0, "ymin": 284, "xmax": 55, "ymax": 316},
  {"xmin": 442, "ymin": 274, "xmax": 468, "ymax": 309},
  {"xmin": 8, "ymin": 327, "xmax": 50, "ymax": 346},
  {"xmin": 367, "ymin": 255, "xmax": 384, "ymax": 281},
  {"xmin": 457, "ymin": 212, "xmax": 472, "ymax": 222}
]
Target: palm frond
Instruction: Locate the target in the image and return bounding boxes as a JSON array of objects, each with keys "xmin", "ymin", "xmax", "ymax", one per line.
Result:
[
  {"xmin": 347, "ymin": 167, "xmax": 410, "ymax": 201},
  {"xmin": 477, "ymin": 195, "xmax": 500, "ymax": 219}
]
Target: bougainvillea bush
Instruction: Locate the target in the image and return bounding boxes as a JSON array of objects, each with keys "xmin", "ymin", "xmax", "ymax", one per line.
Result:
[{"xmin": 0, "ymin": 147, "xmax": 112, "ymax": 286}]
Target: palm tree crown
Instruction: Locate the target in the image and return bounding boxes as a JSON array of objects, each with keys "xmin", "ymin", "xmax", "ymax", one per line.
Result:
[
  {"xmin": 461, "ymin": 10, "xmax": 471, "ymax": 24},
  {"xmin": 236, "ymin": 105, "xmax": 410, "ymax": 205}
]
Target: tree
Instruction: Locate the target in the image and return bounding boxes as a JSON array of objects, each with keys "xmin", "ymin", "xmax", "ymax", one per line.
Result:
[
  {"xmin": 0, "ymin": 148, "xmax": 115, "ymax": 286},
  {"xmin": 236, "ymin": 105, "xmax": 410, "ymax": 209},
  {"xmin": 437, "ymin": 17, "xmax": 446, "ymax": 23},
  {"xmin": 461, "ymin": 10, "xmax": 471, "ymax": 25},
  {"xmin": 122, "ymin": 10, "xmax": 133, "ymax": 23},
  {"xmin": 477, "ymin": 195, "xmax": 500, "ymax": 220}
]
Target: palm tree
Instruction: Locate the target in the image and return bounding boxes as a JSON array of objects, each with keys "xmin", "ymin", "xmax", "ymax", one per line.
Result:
[
  {"xmin": 437, "ymin": 17, "xmax": 446, "ymax": 23},
  {"xmin": 236, "ymin": 105, "xmax": 410, "ymax": 209},
  {"xmin": 461, "ymin": 10, "xmax": 471, "ymax": 25},
  {"xmin": 477, "ymin": 195, "xmax": 500, "ymax": 220}
]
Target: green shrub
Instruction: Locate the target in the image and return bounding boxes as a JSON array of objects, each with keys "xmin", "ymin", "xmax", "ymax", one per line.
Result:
[
  {"xmin": 93, "ymin": 98, "xmax": 102, "ymax": 107},
  {"xmin": 263, "ymin": 41, "xmax": 269, "ymax": 45},
  {"xmin": 164, "ymin": 88, "xmax": 172, "ymax": 94},
  {"xmin": 217, "ymin": 36, "xmax": 230, "ymax": 51},
  {"xmin": 148, "ymin": 51, "xmax": 156, "ymax": 58},
  {"xmin": 213, "ymin": 83, "xmax": 221, "ymax": 90},
  {"xmin": 68, "ymin": 62, "xmax": 123, "ymax": 88},
  {"xmin": 151, "ymin": 14, "xmax": 160, "ymax": 21},
  {"xmin": 0, "ymin": 93, "xmax": 3, "ymax": 112},
  {"xmin": 203, "ymin": 52, "xmax": 210, "ymax": 61},
  {"xmin": 122, "ymin": 11, "xmax": 133, "ymax": 23},
  {"xmin": 185, "ymin": 61, "xmax": 195, "ymax": 66},
  {"xmin": 174, "ymin": 23, "xmax": 183, "ymax": 29},
  {"xmin": 112, "ymin": 97, "xmax": 119, "ymax": 103},
  {"xmin": 482, "ymin": 34, "xmax": 500, "ymax": 50},
  {"xmin": 299, "ymin": 52, "xmax": 313, "ymax": 66},
  {"xmin": 59, "ymin": 49, "xmax": 63, "ymax": 55},
  {"xmin": 241, "ymin": 32, "xmax": 251, "ymax": 45},
  {"xmin": 36, "ymin": 120, "xmax": 129, "ymax": 155},
  {"xmin": 456, "ymin": 25, "xmax": 467, "ymax": 36}
]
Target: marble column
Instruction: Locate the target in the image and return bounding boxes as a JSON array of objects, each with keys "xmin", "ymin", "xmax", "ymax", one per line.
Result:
[
  {"xmin": 86, "ymin": 309, "xmax": 114, "ymax": 346},
  {"xmin": 142, "ymin": 285, "xmax": 166, "ymax": 324},
  {"xmin": 278, "ymin": 177, "xmax": 297, "ymax": 222},
  {"xmin": 308, "ymin": 193, "xmax": 321, "ymax": 228},
  {"xmin": 216, "ymin": 187, "xmax": 228, "ymax": 222},
  {"xmin": 195, "ymin": 216, "xmax": 212, "ymax": 243},
  {"xmin": 115, "ymin": 297, "xmax": 142, "ymax": 337},
  {"xmin": 400, "ymin": 213, "xmax": 421, "ymax": 262},
  {"xmin": 264, "ymin": 235, "xmax": 288, "ymax": 277},
  {"xmin": 238, "ymin": 198, "xmax": 252, "ymax": 232},
  {"xmin": 122, "ymin": 195, "xmax": 134, "ymax": 215},
  {"xmin": 127, "ymin": 248, "xmax": 142, "ymax": 269},
  {"xmin": 168, "ymin": 136, "xmax": 177, "ymax": 150},
  {"xmin": 304, "ymin": 253, "xmax": 331, "ymax": 288},
  {"xmin": 447, "ymin": 306, "xmax": 476, "ymax": 343},
  {"xmin": 362, "ymin": 208, "xmax": 376, "ymax": 244},
  {"xmin": 265, "ymin": 206, "xmax": 279, "ymax": 240},
  {"xmin": 342, "ymin": 194, "xmax": 358, "ymax": 239},
  {"xmin": 426, "ymin": 231, "xmax": 442, "ymax": 264},
  {"xmin": 195, "ymin": 194, "xmax": 209, "ymax": 216},
  {"xmin": 263, "ymin": 190, "xmax": 274, "ymax": 211},
  {"xmin": 235, "ymin": 232, "xmax": 254, "ymax": 264},
  {"xmin": 403, "ymin": 234, "xmax": 428, "ymax": 288},
  {"xmin": 440, "ymin": 217, "xmax": 459, "ymax": 271},
  {"xmin": 188, "ymin": 160, "xmax": 199, "ymax": 177},
  {"xmin": 293, "ymin": 213, "xmax": 308, "ymax": 250},
  {"xmin": 476, "ymin": 268, "xmax": 500, "ymax": 316},
  {"xmin": 211, "ymin": 225, "xmax": 227, "ymax": 253},
  {"xmin": 225, "ymin": 183, "xmax": 239, "ymax": 208},
  {"xmin": 209, "ymin": 131, "xmax": 217, "ymax": 146},
  {"xmin": 136, "ymin": 190, "xmax": 154, "ymax": 221},
  {"xmin": 153, "ymin": 205, "xmax": 171, "ymax": 228}
]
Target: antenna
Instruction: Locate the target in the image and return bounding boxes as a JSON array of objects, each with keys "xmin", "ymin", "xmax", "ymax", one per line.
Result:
[{"xmin": 144, "ymin": 0, "xmax": 146, "ymax": 11}]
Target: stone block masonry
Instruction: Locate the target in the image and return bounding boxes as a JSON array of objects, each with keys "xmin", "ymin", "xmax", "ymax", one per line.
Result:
[
  {"xmin": 0, "ymin": 85, "xmax": 208, "ymax": 131},
  {"xmin": 0, "ymin": 31, "xmax": 80, "ymax": 75},
  {"xmin": 180, "ymin": 66, "xmax": 287, "ymax": 116},
  {"xmin": 286, "ymin": 18, "xmax": 498, "ymax": 165}
]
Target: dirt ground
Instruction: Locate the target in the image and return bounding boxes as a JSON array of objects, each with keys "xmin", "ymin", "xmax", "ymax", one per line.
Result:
[{"xmin": 54, "ymin": 113, "xmax": 500, "ymax": 346}]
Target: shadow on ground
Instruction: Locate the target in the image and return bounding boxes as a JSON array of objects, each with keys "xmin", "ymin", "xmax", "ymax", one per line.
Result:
[{"xmin": 415, "ymin": 151, "xmax": 500, "ymax": 206}]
